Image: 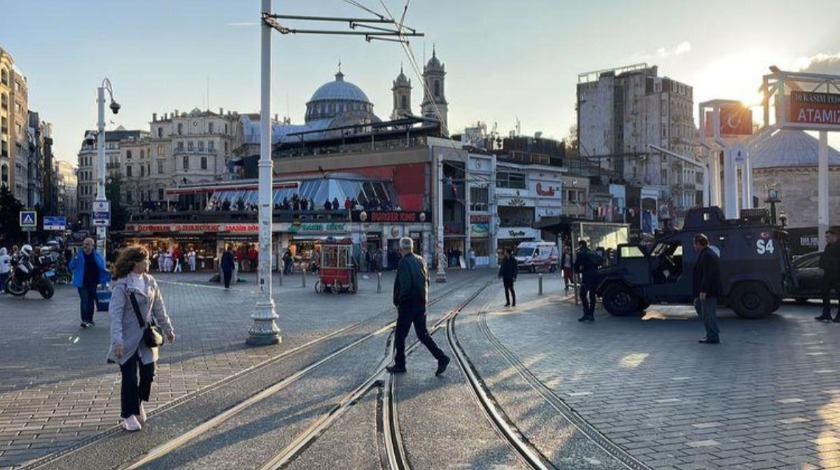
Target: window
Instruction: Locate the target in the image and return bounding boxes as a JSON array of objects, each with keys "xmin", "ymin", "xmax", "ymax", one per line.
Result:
[
  {"xmin": 198, "ymin": 141, "xmax": 204, "ymax": 151},
  {"xmin": 140, "ymin": 149, "xmax": 145, "ymax": 159},
  {"xmin": 224, "ymin": 142, "xmax": 228, "ymax": 154},
  {"xmin": 434, "ymin": 80, "xmax": 440, "ymax": 97},
  {"xmin": 208, "ymin": 141, "xmax": 215, "ymax": 151},
  {"xmin": 182, "ymin": 156, "xmax": 189, "ymax": 170},
  {"xmin": 495, "ymin": 171, "xmax": 526, "ymax": 189},
  {"xmin": 208, "ymin": 122, "xmax": 214, "ymax": 134},
  {"xmin": 126, "ymin": 150, "xmax": 132, "ymax": 160},
  {"xmin": 126, "ymin": 165, "xmax": 132, "ymax": 177},
  {"xmin": 157, "ymin": 127, "xmax": 163, "ymax": 138},
  {"xmin": 157, "ymin": 144, "xmax": 164, "ymax": 156},
  {"xmin": 140, "ymin": 165, "xmax": 145, "ymax": 177},
  {"xmin": 201, "ymin": 156, "xmax": 207, "ymax": 170},
  {"xmin": 158, "ymin": 188, "xmax": 164, "ymax": 200},
  {"xmin": 620, "ymin": 245, "xmax": 646, "ymax": 259},
  {"xmin": 401, "ymin": 95, "xmax": 407, "ymax": 109},
  {"xmin": 470, "ymin": 187, "xmax": 489, "ymax": 211},
  {"xmin": 224, "ymin": 123, "xmax": 228, "ymax": 134},
  {"xmin": 177, "ymin": 141, "xmax": 184, "ymax": 151},
  {"xmin": 177, "ymin": 123, "xmax": 183, "ymax": 135},
  {"xmin": 157, "ymin": 160, "xmax": 164, "ymax": 174},
  {"xmin": 188, "ymin": 141, "xmax": 194, "ymax": 151},
  {"xmin": 0, "ymin": 68, "xmax": 7, "ymax": 85}
]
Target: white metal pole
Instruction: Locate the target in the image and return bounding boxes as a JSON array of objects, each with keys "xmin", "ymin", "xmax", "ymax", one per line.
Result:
[
  {"xmin": 435, "ymin": 151, "xmax": 446, "ymax": 282},
  {"xmin": 818, "ymin": 131, "xmax": 829, "ymax": 251},
  {"xmin": 723, "ymin": 148, "xmax": 738, "ymax": 218},
  {"xmin": 489, "ymin": 155, "xmax": 498, "ymax": 268},
  {"xmin": 248, "ymin": 0, "xmax": 281, "ymax": 346},
  {"xmin": 96, "ymin": 86, "xmax": 108, "ymax": 256},
  {"xmin": 465, "ymin": 153, "xmax": 471, "ymax": 269}
]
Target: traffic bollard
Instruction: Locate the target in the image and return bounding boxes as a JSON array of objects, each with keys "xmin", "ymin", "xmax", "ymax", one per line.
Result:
[
  {"xmin": 302, "ymin": 268, "xmax": 306, "ymax": 288},
  {"xmin": 377, "ymin": 272, "xmax": 382, "ymax": 293},
  {"xmin": 538, "ymin": 273, "xmax": 543, "ymax": 295},
  {"xmin": 278, "ymin": 268, "xmax": 283, "ymax": 287}
]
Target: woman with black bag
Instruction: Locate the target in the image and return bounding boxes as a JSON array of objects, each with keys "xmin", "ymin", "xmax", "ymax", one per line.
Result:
[{"xmin": 106, "ymin": 246, "xmax": 175, "ymax": 432}]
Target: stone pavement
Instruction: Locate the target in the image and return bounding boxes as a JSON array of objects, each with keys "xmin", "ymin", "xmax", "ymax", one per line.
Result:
[
  {"xmin": 0, "ymin": 268, "xmax": 473, "ymax": 469},
  {"xmin": 485, "ymin": 272, "xmax": 840, "ymax": 469}
]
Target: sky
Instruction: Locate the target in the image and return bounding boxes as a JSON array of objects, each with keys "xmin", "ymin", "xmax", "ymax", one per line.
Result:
[{"xmin": 3, "ymin": 0, "xmax": 840, "ymax": 166}]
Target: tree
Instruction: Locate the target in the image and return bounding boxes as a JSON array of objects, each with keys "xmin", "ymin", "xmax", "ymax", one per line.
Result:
[
  {"xmin": 105, "ymin": 175, "xmax": 129, "ymax": 232},
  {"xmin": 0, "ymin": 186, "xmax": 24, "ymax": 246},
  {"xmin": 565, "ymin": 124, "xmax": 579, "ymax": 158}
]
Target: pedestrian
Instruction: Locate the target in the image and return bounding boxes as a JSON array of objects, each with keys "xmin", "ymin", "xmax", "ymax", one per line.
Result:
[
  {"xmin": 70, "ymin": 238, "xmax": 111, "ymax": 329},
  {"xmin": 386, "ymin": 237, "xmax": 450, "ymax": 376},
  {"xmin": 282, "ymin": 250, "xmax": 293, "ymax": 275},
  {"xmin": 815, "ymin": 228, "xmax": 840, "ymax": 321},
  {"xmin": 498, "ymin": 248, "xmax": 518, "ymax": 307},
  {"xmin": 574, "ymin": 240, "xmax": 602, "ymax": 322},
  {"xmin": 248, "ymin": 246, "xmax": 258, "ymax": 272},
  {"xmin": 469, "ymin": 248, "xmax": 476, "ymax": 269},
  {"xmin": 560, "ymin": 245, "xmax": 574, "ymax": 294},
  {"xmin": 173, "ymin": 246, "xmax": 183, "ymax": 273},
  {"xmin": 187, "ymin": 248, "xmax": 196, "ymax": 272},
  {"xmin": 220, "ymin": 245, "xmax": 235, "ymax": 289},
  {"xmin": 0, "ymin": 247, "xmax": 10, "ymax": 294},
  {"xmin": 692, "ymin": 234, "xmax": 721, "ymax": 344},
  {"xmin": 106, "ymin": 246, "xmax": 175, "ymax": 432}
]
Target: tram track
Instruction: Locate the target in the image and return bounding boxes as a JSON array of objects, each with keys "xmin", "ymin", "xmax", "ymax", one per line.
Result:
[
  {"xmin": 262, "ymin": 280, "xmax": 493, "ymax": 470},
  {"xmin": 24, "ymin": 275, "xmax": 477, "ymax": 470},
  {"xmin": 472, "ymin": 311, "xmax": 650, "ymax": 470}
]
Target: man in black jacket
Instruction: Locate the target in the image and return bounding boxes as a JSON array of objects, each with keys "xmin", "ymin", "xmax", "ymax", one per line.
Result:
[
  {"xmin": 692, "ymin": 234, "xmax": 721, "ymax": 344},
  {"xmin": 387, "ymin": 237, "xmax": 450, "ymax": 375},
  {"xmin": 498, "ymin": 248, "xmax": 518, "ymax": 307},
  {"xmin": 574, "ymin": 240, "xmax": 602, "ymax": 322},
  {"xmin": 815, "ymin": 228, "xmax": 840, "ymax": 321}
]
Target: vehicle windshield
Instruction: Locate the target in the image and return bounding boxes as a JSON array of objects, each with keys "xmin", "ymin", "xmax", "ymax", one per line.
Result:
[{"xmin": 515, "ymin": 247, "xmax": 534, "ymax": 257}]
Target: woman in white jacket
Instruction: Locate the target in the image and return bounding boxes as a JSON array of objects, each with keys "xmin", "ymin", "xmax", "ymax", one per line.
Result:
[{"xmin": 106, "ymin": 246, "xmax": 176, "ymax": 431}]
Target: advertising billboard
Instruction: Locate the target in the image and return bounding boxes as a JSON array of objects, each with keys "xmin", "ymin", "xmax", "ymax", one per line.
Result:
[{"xmin": 788, "ymin": 91, "xmax": 840, "ymax": 129}]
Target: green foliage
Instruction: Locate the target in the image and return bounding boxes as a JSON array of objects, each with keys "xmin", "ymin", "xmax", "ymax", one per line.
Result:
[
  {"xmin": 105, "ymin": 175, "xmax": 128, "ymax": 232},
  {"xmin": 0, "ymin": 186, "xmax": 24, "ymax": 245}
]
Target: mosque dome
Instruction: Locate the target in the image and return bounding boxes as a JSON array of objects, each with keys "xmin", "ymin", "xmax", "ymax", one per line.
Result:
[{"xmin": 305, "ymin": 71, "xmax": 376, "ymax": 123}]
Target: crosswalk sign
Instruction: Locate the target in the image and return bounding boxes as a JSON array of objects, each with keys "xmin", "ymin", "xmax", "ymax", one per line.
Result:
[{"xmin": 20, "ymin": 211, "xmax": 37, "ymax": 228}]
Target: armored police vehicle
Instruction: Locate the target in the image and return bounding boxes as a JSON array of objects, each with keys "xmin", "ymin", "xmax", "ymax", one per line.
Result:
[{"xmin": 595, "ymin": 206, "xmax": 794, "ymax": 319}]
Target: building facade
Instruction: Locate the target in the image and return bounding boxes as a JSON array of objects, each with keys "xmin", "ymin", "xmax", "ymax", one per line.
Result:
[
  {"xmin": 56, "ymin": 160, "xmax": 78, "ymax": 223},
  {"xmin": 577, "ymin": 64, "xmax": 702, "ymax": 219},
  {"xmin": 0, "ymin": 47, "xmax": 30, "ymax": 202}
]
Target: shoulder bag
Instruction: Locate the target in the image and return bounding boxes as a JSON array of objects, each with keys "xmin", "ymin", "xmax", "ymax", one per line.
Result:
[{"xmin": 129, "ymin": 291, "xmax": 164, "ymax": 348}]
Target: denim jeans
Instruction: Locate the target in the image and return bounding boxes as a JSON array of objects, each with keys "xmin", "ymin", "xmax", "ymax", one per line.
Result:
[
  {"xmin": 694, "ymin": 297, "xmax": 719, "ymax": 341},
  {"xmin": 78, "ymin": 284, "xmax": 97, "ymax": 323},
  {"xmin": 119, "ymin": 352, "xmax": 156, "ymax": 419}
]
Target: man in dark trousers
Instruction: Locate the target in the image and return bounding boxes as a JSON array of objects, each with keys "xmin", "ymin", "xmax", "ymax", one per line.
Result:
[
  {"xmin": 692, "ymin": 234, "xmax": 721, "ymax": 344},
  {"xmin": 69, "ymin": 238, "xmax": 111, "ymax": 329},
  {"xmin": 220, "ymin": 245, "xmax": 235, "ymax": 289},
  {"xmin": 574, "ymin": 240, "xmax": 602, "ymax": 322},
  {"xmin": 386, "ymin": 237, "xmax": 450, "ymax": 376},
  {"xmin": 815, "ymin": 228, "xmax": 840, "ymax": 321},
  {"xmin": 498, "ymin": 248, "xmax": 518, "ymax": 307}
]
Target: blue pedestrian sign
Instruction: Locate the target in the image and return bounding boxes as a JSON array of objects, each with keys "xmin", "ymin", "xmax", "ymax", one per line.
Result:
[
  {"xmin": 20, "ymin": 211, "xmax": 37, "ymax": 228},
  {"xmin": 43, "ymin": 216, "xmax": 66, "ymax": 231}
]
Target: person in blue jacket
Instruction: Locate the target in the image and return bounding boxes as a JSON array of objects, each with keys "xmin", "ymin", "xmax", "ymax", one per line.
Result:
[{"xmin": 70, "ymin": 238, "xmax": 111, "ymax": 329}]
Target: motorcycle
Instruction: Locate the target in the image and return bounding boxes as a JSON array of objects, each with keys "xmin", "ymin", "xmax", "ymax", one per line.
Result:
[{"xmin": 5, "ymin": 255, "xmax": 55, "ymax": 299}]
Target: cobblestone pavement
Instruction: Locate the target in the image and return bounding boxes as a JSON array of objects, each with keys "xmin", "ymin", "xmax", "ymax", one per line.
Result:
[
  {"xmin": 486, "ymin": 273, "xmax": 840, "ymax": 470},
  {"xmin": 0, "ymin": 268, "xmax": 472, "ymax": 469}
]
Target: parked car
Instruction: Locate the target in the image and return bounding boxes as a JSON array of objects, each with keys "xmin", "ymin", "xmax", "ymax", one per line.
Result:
[{"xmin": 791, "ymin": 251, "xmax": 838, "ymax": 303}]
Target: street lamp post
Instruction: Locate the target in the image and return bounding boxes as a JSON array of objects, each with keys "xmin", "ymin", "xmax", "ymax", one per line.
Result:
[
  {"xmin": 247, "ymin": 0, "xmax": 281, "ymax": 346},
  {"xmin": 94, "ymin": 79, "xmax": 120, "ymax": 256}
]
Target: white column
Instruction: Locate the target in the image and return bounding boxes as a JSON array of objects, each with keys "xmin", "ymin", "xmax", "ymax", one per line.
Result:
[
  {"xmin": 489, "ymin": 155, "xmax": 498, "ymax": 268},
  {"xmin": 247, "ymin": 0, "xmax": 281, "ymax": 346},
  {"xmin": 741, "ymin": 158, "xmax": 753, "ymax": 209},
  {"xmin": 465, "ymin": 154, "xmax": 471, "ymax": 267},
  {"xmin": 818, "ymin": 131, "xmax": 829, "ymax": 251},
  {"xmin": 723, "ymin": 148, "xmax": 738, "ymax": 219},
  {"xmin": 434, "ymin": 151, "xmax": 446, "ymax": 282}
]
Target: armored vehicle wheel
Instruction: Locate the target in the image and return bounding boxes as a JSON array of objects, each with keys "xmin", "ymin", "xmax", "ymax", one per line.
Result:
[
  {"xmin": 730, "ymin": 282, "xmax": 773, "ymax": 319},
  {"xmin": 771, "ymin": 296, "xmax": 782, "ymax": 312},
  {"xmin": 602, "ymin": 283, "xmax": 642, "ymax": 316}
]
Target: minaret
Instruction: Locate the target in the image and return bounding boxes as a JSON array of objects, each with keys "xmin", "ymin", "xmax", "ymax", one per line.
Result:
[
  {"xmin": 421, "ymin": 47, "xmax": 448, "ymax": 133},
  {"xmin": 391, "ymin": 65, "xmax": 412, "ymax": 120}
]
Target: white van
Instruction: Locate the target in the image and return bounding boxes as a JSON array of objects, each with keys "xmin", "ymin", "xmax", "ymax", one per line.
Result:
[{"xmin": 514, "ymin": 242, "xmax": 559, "ymax": 273}]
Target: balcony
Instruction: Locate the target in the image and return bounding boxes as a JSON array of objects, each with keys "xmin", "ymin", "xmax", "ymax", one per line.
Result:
[
  {"xmin": 173, "ymin": 147, "xmax": 217, "ymax": 156},
  {"xmin": 129, "ymin": 209, "xmax": 351, "ymax": 224}
]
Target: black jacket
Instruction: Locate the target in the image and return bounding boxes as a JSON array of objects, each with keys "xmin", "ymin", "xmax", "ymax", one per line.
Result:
[
  {"xmin": 821, "ymin": 241, "xmax": 840, "ymax": 279},
  {"xmin": 692, "ymin": 247, "xmax": 720, "ymax": 298},
  {"xmin": 498, "ymin": 257, "xmax": 518, "ymax": 282},
  {"xmin": 393, "ymin": 253, "xmax": 428, "ymax": 310},
  {"xmin": 574, "ymin": 248, "xmax": 601, "ymax": 285},
  {"xmin": 220, "ymin": 251, "xmax": 235, "ymax": 271}
]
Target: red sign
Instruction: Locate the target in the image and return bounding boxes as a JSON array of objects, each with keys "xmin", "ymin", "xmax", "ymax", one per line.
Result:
[
  {"xmin": 352, "ymin": 211, "xmax": 430, "ymax": 223},
  {"xmin": 789, "ymin": 91, "xmax": 840, "ymax": 127},
  {"xmin": 535, "ymin": 182, "xmax": 556, "ymax": 197},
  {"xmin": 705, "ymin": 105, "xmax": 753, "ymax": 136},
  {"xmin": 127, "ymin": 223, "xmax": 258, "ymax": 233}
]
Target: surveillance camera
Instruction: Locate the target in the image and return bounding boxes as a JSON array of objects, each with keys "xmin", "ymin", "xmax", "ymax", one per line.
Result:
[
  {"xmin": 110, "ymin": 101, "xmax": 121, "ymax": 114},
  {"xmin": 84, "ymin": 132, "xmax": 96, "ymax": 146}
]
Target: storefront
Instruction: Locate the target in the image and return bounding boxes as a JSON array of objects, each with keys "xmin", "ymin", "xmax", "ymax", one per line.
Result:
[
  {"xmin": 123, "ymin": 223, "xmax": 260, "ymax": 270},
  {"xmin": 469, "ymin": 215, "xmax": 491, "ymax": 266}
]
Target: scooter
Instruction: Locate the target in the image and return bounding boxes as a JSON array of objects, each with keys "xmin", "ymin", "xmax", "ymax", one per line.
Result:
[{"xmin": 4, "ymin": 256, "xmax": 55, "ymax": 299}]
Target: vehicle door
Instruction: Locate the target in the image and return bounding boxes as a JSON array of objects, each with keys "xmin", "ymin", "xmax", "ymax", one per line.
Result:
[
  {"xmin": 649, "ymin": 241, "xmax": 691, "ymax": 301},
  {"xmin": 793, "ymin": 252, "xmax": 823, "ymax": 298},
  {"xmin": 616, "ymin": 244, "xmax": 650, "ymax": 286}
]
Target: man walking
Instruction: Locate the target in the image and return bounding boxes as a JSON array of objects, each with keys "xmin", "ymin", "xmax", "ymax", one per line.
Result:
[
  {"xmin": 560, "ymin": 245, "xmax": 574, "ymax": 295},
  {"xmin": 220, "ymin": 245, "xmax": 235, "ymax": 289},
  {"xmin": 0, "ymin": 247, "xmax": 10, "ymax": 294},
  {"xmin": 70, "ymin": 238, "xmax": 111, "ymax": 328},
  {"xmin": 386, "ymin": 237, "xmax": 450, "ymax": 376},
  {"xmin": 815, "ymin": 228, "xmax": 840, "ymax": 321},
  {"xmin": 574, "ymin": 240, "xmax": 602, "ymax": 322},
  {"xmin": 692, "ymin": 234, "xmax": 721, "ymax": 344},
  {"xmin": 498, "ymin": 248, "xmax": 518, "ymax": 307}
]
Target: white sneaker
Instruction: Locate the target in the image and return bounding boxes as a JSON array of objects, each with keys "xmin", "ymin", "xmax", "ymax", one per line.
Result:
[
  {"xmin": 122, "ymin": 414, "xmax": 142, "ymax": 432},
  {"xmin": 138, "ymin": 403, "xmax": 147, "ymax": 424}
]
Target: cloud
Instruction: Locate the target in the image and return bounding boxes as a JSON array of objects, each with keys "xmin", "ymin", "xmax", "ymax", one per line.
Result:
[
  {"xmin": 674, "ymin": 41, "xmax": 691, "ymax": 55},
  {"xmin": 792, "ymin": 52, "xmax": 840, "ymax": 74},
  {"xmin": 641, "ymin": 41, "xmax": 692, "ymax": 60}
]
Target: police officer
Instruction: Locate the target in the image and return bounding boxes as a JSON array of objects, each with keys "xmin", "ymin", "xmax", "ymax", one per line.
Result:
[
  {"xmin": 815, "ymin": 228, "xmax": 840, "ymax": 322},
  {"xmin": 574, "ymin": 240, "xmax": 602, "ymax": 322},
  {"xmin": 386, "ymin": 237, "xmax": 450, "ymax": 376}
]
